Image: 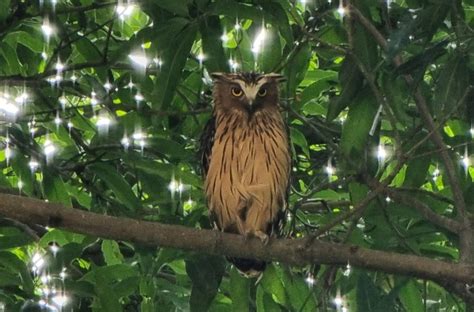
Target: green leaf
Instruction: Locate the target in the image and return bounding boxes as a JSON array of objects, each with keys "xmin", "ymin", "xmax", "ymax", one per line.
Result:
[
  {"xmin": 356, "ymin": 273, "xmax": 381, "ymax": 312},
  {"xmin": 259, "ymin": 26, "xmax": 282, "ymax": 73},
  {"xmin": 0, "ymin": 42, "xmax": 22, "ymax": 75},
  {"xmin": 382, "ymin": 73, "xmax": 411, "ymax": 123},
  {"xmin": 399, "ymin": 280, "xmax": 424, "ymax": 312},
  {"xmin": 415, "ymin": 3, "xmax": 450, "ymax": 39},
  {"xmin": 395, "ymin": 40, "xmax": 447, "ymax": 76},
  {"xmin": 88, "ymin": 163, "xmax": 141, "ymax": 210},
  {"xmin": 434, "ymin": 54, "xmax": 470, "ymax": 116},
  {"xmin": 39, "ymin": 229, "xmax": 69, "ymax": 247},
  {"xmin": 352, "ymin": 5, "xmax": 377, "ymax": 70},
  {"xmin": 327, "ymin": 58, "xmax": 364, "ymax": 121},
  {"xmin": 300, "ymin": 78, "xmax": 333, "ymax": 111},
  {"xmin": 43, "ymin": 172, "xmax": 72, "ymax": 207},
  {"xmin": 260, "ymin": 265, "xmax": 287, "ymax": 307},
  {"xmin": 130, "ymin": 157, "xmax": 201, "ymax": 187},
  {"xmin": 113, "ymin": 276, "xmax": 140, "ymax": 298},
  {"xmin": 403, "ymin": 156, "xmax": 430, "ymax": 188},
  {"xmin": 349, "ymin": 182, "xmax": 371, "ymax": 205},
  {"xmin": 260, "ymin": 2, "xmax": 293, "ymax": 45},
  {"xmin": 153, "ymin": 23, "xmax": 197, "ymax": 108},
  {"xmin": 75, "ymin": 37, "xmax": 102, "ymax": 61},
  {"xmin": 0, "ymin": 0, "xmax": 11, "ymax": 24},
  {"xmin": 96, "ymin": 270, "xmax": 122, "ymax": 312},
  {"xmin": 81, "ymin": 264, "xmax": 139, "ymax": 284},
  {"xmin": 340, "ymin": 87, "xmax": 378, "ymax": 158},
  {"xmin": 199, "ymin": 16, "xmax": 229, "ymax": 72},
  {"xmin": 256, "ymin": 285, "xmax": 280, "ymax": 312},
  {"xmin": 156, "ymin": 0, "xmax": 190, "ymax": 16},
  {"xmin": 290, "ymin": 127, "xmax": 310, "ymax": 158},
  {"xmin": 10, "ymin": 153, "xmax": 34, "ymax": 196},
  {"xmin": 284, "ymin": 42, "xmax": 311, "ymax": 96},
  {"xmin": 186, "ymin": 255, "xmax": 226, "ymax": 312},
  {"xmin": 5, "ymin": 31, "xmax": 44, "ymax": 53},
  {"xmin": 209, "ymin": 1, "xmax": 264, "ymax": 21},
  {"xmin": 0, "ymin": 233, "xmax": 33, "ymax": 249},
  {"xmin": 0, "ymin": 251, "xmax": 34, "ymax": 295},
  {"xmin": 0, "ymin": 269, "xmax": 20, "ymax": 287},
  {"xmin": 230, "ymin": 268, "xmax": 250, "ymax": 312},
  {"xmin": 281, "ymin": 270, "xmax": 317, "ymax": 312},
  {"xmin": 149, "ymin": 138, "xmax": 189, "ymax": 159},
  {"xmin": 102, "ymin": 240, "xmax": 124, "ymax": 265},
  {"xmin": 0, "ymin": 226, "xmax": 34, "ymax": 250}
]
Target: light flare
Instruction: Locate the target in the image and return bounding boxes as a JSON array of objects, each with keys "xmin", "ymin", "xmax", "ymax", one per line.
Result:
[
  {"xmin": 52, "ymin": 294, "xmax": 68, "ymax": 307},
  {"xmin": 305, "ymin": 274, "xmax": 315, "ymax": 286},
  {"xmin": 116, "ymin": 3, "xmax": 135, "ymax": 19},
  {"xmin": 377, "ymin": 144, "xmax": 387, "ymax": 161},
  {"xmin": 29, "ymin": 160, "xmax": 40, "ymax": 171},
  {"xmin": 0, "ymin": 95, "xmax": 19, "ymax": 116},
  {"xmin": 251, "ymin": 27, "xmax": 267, "ymax": 55},
  {"xmin": 128, "ymin": 53, "xmax": 149, "ymax": 68},
  {"xmin": 31, "ymin": 252, "xmax": 45, "ymax": 273},
  {"xmin": 43, "ymin": 139, "xmax": 57, "ymax": 162},
  {"xmin": 41, "ymin": 20, "xmax": 54, "ymax": 39},
  {"xmin": 121, "ymin": 136, "xmax": 130, "ymax": 149},
  {"xmin": 168, "ymin": 179, "xmax": 184, "ymax": 193}
]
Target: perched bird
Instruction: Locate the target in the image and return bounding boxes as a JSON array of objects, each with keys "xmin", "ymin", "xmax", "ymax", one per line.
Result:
[{"xmin": 200, "ymin": 72, "xmax": 291, "ymax": 277}]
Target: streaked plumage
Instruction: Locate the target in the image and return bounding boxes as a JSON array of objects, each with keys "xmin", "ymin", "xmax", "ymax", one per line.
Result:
[{"xmin": 200, "ymin": 72, "xmax": 291, "ymax": 277}]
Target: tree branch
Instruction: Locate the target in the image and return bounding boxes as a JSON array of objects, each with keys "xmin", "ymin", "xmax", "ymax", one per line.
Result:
[
  {"xmin": 385, "ymin": 188, "xmax": 461, "ymax": 234},
  {"xmin": 0, "ymin": 193, "xmax": 473, "ymax": 285}
]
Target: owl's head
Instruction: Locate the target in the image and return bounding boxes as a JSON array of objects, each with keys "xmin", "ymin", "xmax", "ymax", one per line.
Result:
[{"xmin": 211, "ymin": 72, "xmax": 285, "ymax": 114}]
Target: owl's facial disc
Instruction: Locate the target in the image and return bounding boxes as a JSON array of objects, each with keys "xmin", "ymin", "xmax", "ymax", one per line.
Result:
[{"xmin": 234, "ymin": 80, "xmax": 268, "ymax": 108}]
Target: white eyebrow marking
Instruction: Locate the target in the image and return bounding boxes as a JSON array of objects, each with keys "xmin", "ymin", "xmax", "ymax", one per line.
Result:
[{"xmin": 231, "ymin": 77, "xmax": 270, "ymax": 103}]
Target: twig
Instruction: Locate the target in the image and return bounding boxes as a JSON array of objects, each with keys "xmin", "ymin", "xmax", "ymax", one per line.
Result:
[
  {"xmin": 393, "ymin": 187, "xmax": 455, "ymax": 205},
  {"xmin": 385, "ymin": 189, "xmax": 461, "ymax": 234}
]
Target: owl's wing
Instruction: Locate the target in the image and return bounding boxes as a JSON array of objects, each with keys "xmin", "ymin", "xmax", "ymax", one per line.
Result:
[
  {"xmin": 199, "ymin": 115, "xmax": 216, "ymax": 177},
  {"xmin": 273, "ymin": 121, "xmax": 293, "ymax": 237}
]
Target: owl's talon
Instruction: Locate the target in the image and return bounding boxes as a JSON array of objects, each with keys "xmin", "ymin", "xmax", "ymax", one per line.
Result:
[{"xmin": 255, "ymin": 231, "xmax": 269, "ymax": 245}]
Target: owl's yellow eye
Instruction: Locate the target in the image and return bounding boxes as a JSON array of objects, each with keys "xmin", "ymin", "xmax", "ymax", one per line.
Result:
[
  {"xmin": 257, "ymin": 88, "xmax": 267, "ymax": 97},
  {"xmin": 231, "ymin": 87, "xmax": 243, "ymax": 97}
]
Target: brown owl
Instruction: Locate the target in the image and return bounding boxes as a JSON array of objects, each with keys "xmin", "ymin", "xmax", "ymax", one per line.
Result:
[{"xmin": 200, "ymin": 72, "xmax": 291, "ymax": 277}]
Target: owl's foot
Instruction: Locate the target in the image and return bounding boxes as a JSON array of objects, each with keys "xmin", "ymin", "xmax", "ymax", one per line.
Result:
[
  {"xmin": 243, "ymin": 231, "xmax": 269, "ymax": 245},
  {"xmin": 254, "ymin": 231, "xmax": 269, "ymax": 245}
]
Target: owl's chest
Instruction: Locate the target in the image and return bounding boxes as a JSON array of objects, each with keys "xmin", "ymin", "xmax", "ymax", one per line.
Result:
[{"xmin": 211, "ymin": 121, "xmax": 288, "ymax": 180}]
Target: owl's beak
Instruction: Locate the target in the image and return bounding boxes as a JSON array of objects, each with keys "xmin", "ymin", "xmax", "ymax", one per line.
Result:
[
  {"xmin": 245, "ymin": 88, "xmax": 258, "ymax": 107},
  {"xmin": 246, "ymin": 95, "xmax": 257, "ymax": 114}
]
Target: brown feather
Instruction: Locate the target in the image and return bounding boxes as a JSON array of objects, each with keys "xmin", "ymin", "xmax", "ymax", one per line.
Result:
[{"xmin": 202, "ymin": 73, "xmax": 291, "ymax": 276}]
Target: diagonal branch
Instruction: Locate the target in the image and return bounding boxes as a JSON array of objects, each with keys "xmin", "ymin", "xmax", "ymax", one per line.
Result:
[
  {"xmin": 386, "ymin": 188, "xmax": 461, "ymax": 234},
  {"xmin": 1, "ymin": 193, "xmax": 473, "ymax": 285}
]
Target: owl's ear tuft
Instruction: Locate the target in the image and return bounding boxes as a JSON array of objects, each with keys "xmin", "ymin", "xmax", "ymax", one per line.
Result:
[
  {"xmin": 265, "ymin": 73, "xmax": 286, "ymax": 83},
  {"xmin": 210, "ymin": 72, "xmax": 228, "ymax": 81}
]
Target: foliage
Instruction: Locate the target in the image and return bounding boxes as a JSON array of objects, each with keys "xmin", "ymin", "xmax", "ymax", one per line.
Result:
[{"xmin": 0, "ymin": 0, "xmax": 473, "ymax": 311}]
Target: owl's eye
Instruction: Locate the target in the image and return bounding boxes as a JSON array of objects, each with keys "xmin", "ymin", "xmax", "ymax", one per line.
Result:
[
  {"xmin": 231, "ymin": 87, "xmax": 243, "ymax": 97},
  {"xmin": 257, "ymin": 88, "xmax": 267, "ymax": 97}
]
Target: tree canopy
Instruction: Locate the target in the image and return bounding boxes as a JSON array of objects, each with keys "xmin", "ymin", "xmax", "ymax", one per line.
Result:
[{"xmin": 0, "ymin": 0, "xmax": 474, "ymax": 311}]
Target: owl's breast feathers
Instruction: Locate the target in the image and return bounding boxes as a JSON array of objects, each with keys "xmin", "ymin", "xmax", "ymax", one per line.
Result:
[{"xmin": 201, "ymin": 109, "xmax": 291, "ymax": 239}]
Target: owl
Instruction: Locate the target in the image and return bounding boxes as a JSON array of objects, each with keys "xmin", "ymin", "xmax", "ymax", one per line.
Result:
[{"xmin": 200, "ymin": 72, "xmax": 291, "ymax": 277}]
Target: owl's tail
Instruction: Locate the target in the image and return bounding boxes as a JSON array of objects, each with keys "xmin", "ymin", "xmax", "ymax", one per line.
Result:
[{"xmin": 227, "ymin": 257, "xmax": 267, "ymax": 278}]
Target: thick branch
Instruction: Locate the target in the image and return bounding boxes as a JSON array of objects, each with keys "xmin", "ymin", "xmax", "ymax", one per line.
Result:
[{"xmin": 0, "ymin": 193, "xmax": 473, "ymax": 284}]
